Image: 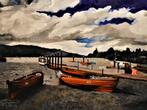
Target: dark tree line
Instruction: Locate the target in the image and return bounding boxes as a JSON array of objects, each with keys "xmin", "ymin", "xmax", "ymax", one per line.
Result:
[
  {"xmin": 88, "ymin": 47, "xmax": 147, "ymax": 64},
  {"xmin": 0, "ymin": 44, "xmax": 82, "ymax": 57},
  {"xmin": 0, "ymin": 44, "xmax": 146, "ymax": 64}
]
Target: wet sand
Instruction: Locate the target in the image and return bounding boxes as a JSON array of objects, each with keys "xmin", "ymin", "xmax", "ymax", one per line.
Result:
[{"xmin": 0, "ymin": 58, "xmax": 147, "ymax": 110}]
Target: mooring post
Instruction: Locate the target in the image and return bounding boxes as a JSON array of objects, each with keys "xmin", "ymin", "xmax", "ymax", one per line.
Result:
[
  {"xmin": 113, "ymin": 60, "xmax": 116, "ymax": 68},
  {"xmin": 46, "ymin": 56, "xmax": 48, "ymax": 66},
  {"xmin": 57, "ymin": 53, "xmax": 60, "ymax": 68},
  {"xmin": 55, "ymin": 54, "xmax": 57, "ymax": 68},
  {"xmin": 60, "ymin": 51, "xmax": 62, "ymax": 69},
  {"xmin": 52, "ymin": 55, "xmax": 54, "ymax": 67},
  {"xmin": 102, "ymin": 69, "xmax": 104, "ymax": 76},
  {"xmin": 73, "ymin": 56, "xmax": 75, "ymax": 62},
  {"xmin": 83, "ymin": 56, "xmax": 85, "ymax": 62},
  {"xmin": 48, "ymin": 56, "xmax": 51, "ymax": 67},
  {"xmin": 117, "ymin": 62, "xmax": 120, "ymax": 73}
]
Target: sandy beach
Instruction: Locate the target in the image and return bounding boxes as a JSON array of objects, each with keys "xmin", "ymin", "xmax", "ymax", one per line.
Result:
[{"xmin": 0, "ymin": 58, "xmax": 147, "ymax": 110}]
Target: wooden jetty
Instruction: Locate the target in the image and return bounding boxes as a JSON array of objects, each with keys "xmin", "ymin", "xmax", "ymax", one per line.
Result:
[
  {"xmin": 62, "ymin": 66, "xmax": 147, "ymax": 81},
  {"xmin": 43, "ymin": 51, "xmax": 147, "ymax": 81}
]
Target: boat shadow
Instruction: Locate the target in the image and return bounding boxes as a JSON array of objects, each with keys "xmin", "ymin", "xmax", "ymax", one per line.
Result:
[
  {"xmin": 15, "ymin": 85, "xmax": 44, "ymax": 102},
  {"xmin": 0, "ymin": 88, "xmax": 7, "ymax": 100},
  {"xmin": 113, "ymin": 88, "xmax": 138, "ymax": 95},
  {"xmin": 62, "ymin": 84, "xmax": 138, "ymax": 96}
]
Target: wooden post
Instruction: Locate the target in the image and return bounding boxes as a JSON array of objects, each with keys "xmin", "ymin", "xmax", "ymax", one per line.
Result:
[
  {"xmin": 73, "ymin": 56, "xmax": 75, "ymax": 62},
  {"xmin": 46, "ymin": 56, "xmax": 48, "ymax": 64},
  {"xmin": 114, "ymin": 60, "xmax": 116, "ymax": 68},
  {"xmin": 52, "ymin": 55, "xmax": 54, "ymax": 67},
  {"xmin": 60, "ymin": 51, "xmax": 62, "ymax": 69},
  {"xmin": 57, "ymin": 53, "xmax": 60, "ymax": 68},
  {"xmin": 83, "ymin": 56, "xmax": 85, "ymax": 62},
  {"xmin": 48, "ymin": 56, "xmax": 51, "ymax": 67},
  {"xmin": 117, "ymin": 62, "xmax": 120, "ymax": 73},
  {"xmin": 49, "ymin": 56, "xmax": 51, "ymax": 67},
  {"xmin": 55, "ymin": 54, "xmax": 56, "ymax": 68},
  {"xmin": 102, "ymin": 69, "xmax": 104, "ymax": 76},
  {"xmin": 46, "ymin": 56, "xmax": 48, "ymax": 66}
]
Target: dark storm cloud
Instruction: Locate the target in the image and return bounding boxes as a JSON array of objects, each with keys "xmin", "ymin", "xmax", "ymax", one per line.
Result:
[{"xmin": 133, "ymin": 41, "xmax": 147, "ymax": 45}]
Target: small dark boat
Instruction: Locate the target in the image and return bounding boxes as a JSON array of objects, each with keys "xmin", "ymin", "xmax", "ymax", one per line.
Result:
[
  {"xmin": 0, "ymin": 56, "xmax": 6, "ymax": 62},
  {"xmin": 38, "ymin": 56, "xmax": 47, "ymax": 65},
  {"xmin": 6, "ymin": 71, "xmax": 44, "ymax": 99},
  {"xmin": 59, "ymin": 73, "xmax": 118, "ymax": 92}
]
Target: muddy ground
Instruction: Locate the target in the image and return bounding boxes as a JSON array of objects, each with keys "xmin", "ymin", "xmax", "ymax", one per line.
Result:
[{"xmin": 0, "ymin": 62, "xmax": 147, "ymax": 110}]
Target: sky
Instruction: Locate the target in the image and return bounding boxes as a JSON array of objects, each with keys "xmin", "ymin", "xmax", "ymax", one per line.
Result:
[{"xmin": 0, "ymin": 0, "xmax": 147, "ymax": 55}]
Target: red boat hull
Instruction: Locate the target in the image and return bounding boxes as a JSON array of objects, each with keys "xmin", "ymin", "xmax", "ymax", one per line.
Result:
[
  {"xmin": 7, "ymin": 72, "xmax": 44, "ymax": 99},
  {"xmin": 60, "ymin": 75, "xmax": 118, "ymax": 92}
]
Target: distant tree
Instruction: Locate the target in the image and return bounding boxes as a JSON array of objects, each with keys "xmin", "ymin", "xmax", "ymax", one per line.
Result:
[
  {"xmin": 93, "ymin": 48, "xmax": 98, "ymax": 57},
  {"xmin": 135, "ymin": 48, "xmax": 141, "ymax": 56},
  {"xmin": 126, "ymin": 48, "xmax": 131, "ymax": 55},
  {"xmin": 106, "ymin": 47, "xmax": 115, "ymax": 60},
  {"xmin": 87, "ymin": 48, "xmax": 99, "ymax": 57},
  {"xmin": 107, "ymin": 47, "xmax": 115, "ymax": 55}
]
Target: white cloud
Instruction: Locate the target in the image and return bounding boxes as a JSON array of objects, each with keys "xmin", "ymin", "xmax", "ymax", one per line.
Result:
[
  {"xmin": 0, "ymin": 4, "xmax": 147, "ymax": 54},
  {"xmin": 0, "ymin": 6, "xmax": 111, "ymax": 41},
  {"xmin": 29, "ymin": 0, "xmax": 80, "ymax": 12},
  {"xmin": 0, "ymin": 0, "xmax": 9, "ymax": 6}
]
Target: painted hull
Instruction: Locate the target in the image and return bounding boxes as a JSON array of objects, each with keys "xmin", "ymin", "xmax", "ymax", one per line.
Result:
[
  {"xmin": 61, "ymin": 68, "xmax": 87, "ymax": 77},
  {"xmin": 60, "ymin": 75, "xmax": 118, "ymax": 92},
  {"xmin": 7, "ymin": 72, "xmax": 44, "ymax": 99}
]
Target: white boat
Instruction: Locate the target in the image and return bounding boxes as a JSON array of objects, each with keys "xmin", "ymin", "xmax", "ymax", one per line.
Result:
[{"xmin": 38, "ymin": 56, "xmax": 47, "ymax": 65}]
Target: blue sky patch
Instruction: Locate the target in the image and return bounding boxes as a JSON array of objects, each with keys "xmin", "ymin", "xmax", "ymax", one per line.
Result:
[{"xmin": 99, "ymin": 18, "xmax": 135, "ymax": 25}]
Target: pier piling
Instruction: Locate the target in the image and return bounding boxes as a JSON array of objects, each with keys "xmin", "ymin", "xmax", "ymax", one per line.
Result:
[
  {"xmin": 60, "ymin": 51, "xmax": 62, "ymax": 69},
  {"xmin": 52, "ymin": 55, "xmax": 54, "ymax": 67},
  {"xmin": 57, "ymin": 53, "xmax": 60, "ymax": 68}
]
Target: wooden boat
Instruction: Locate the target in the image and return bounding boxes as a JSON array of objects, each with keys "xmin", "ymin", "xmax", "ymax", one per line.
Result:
[
  {"xmin": 61, "ymin": 67, "xmax": 88, "ymax": 77},
  {"xmin": 38, "ymin": 56, "xmax": 47, "ymax": 65},
  {"xmin": 59, "ymin": 73, "xmax": 118, "ymax": 92},
  {"xmin": 6, "ymin": 71, "xmax": 44, "ymax": 99},
  {"xmin": 0, "ymin": 56, "xmax": 6, "ymax": 62}
]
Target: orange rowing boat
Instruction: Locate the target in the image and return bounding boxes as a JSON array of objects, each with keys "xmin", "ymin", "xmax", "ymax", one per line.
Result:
[
  {"xmin": 61, "ymin": 67, "xmax": 88, "ymax": 77},
  {"xmin": 6, "ymin": 71, "xmax": 44, "ymax": 99},
  {"xmin": 59, "ymin": 73, "xmax": 118, "ymax": 92}
]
